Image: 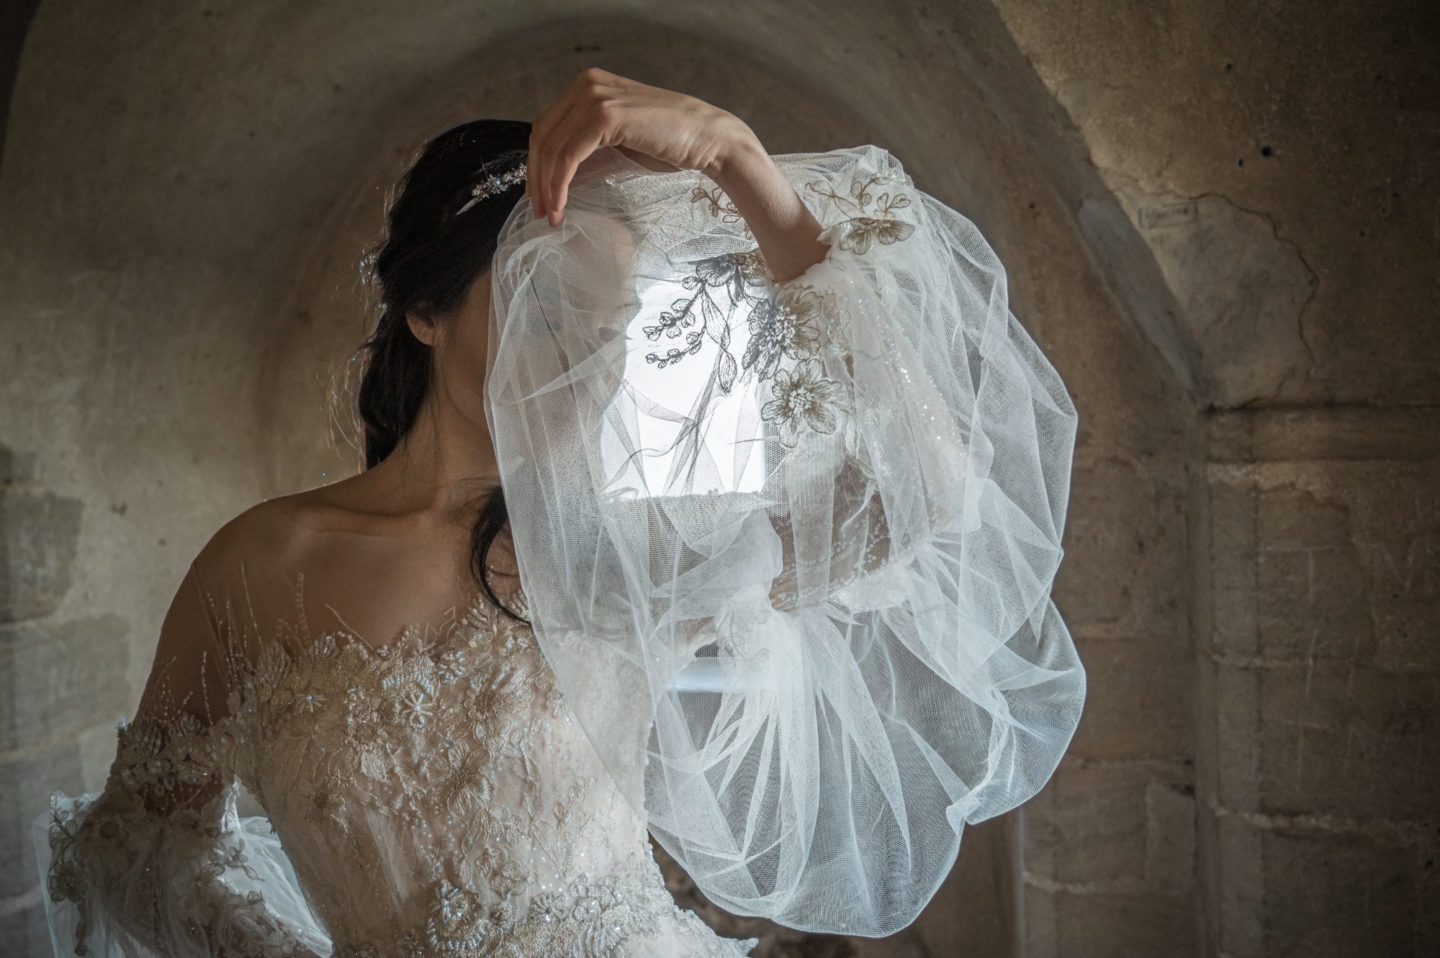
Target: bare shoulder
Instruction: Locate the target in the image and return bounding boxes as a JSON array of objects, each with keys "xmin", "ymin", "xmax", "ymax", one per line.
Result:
[{"xmin": 189, "ymin": 477, "xmax": 369, "ymax": 588}]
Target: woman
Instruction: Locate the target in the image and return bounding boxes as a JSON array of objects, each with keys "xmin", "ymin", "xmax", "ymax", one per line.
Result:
[{"xmin": 42, "ymin": 68, "xmax": 1085, "ymax": 955}]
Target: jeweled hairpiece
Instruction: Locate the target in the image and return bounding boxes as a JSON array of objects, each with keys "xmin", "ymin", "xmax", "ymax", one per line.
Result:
[{"xmin": 454, "ymin": 162, "xmax": 527, "ymax": 217}]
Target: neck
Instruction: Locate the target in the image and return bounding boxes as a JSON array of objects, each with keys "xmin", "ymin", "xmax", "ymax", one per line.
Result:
[{"xmin": 377, "ymin": 393, "xmax": 500, "ymax": 515}]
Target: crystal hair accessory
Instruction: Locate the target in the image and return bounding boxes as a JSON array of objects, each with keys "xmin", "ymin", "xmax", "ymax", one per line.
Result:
[{"xmin": 454, "ymin": 162, "xmax": 527, "ymax": 217}]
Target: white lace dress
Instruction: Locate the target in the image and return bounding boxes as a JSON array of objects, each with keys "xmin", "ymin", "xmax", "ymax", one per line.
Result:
[{"xmin": 41, "ymin": 587, "xmax": 757, "ymax": 957}]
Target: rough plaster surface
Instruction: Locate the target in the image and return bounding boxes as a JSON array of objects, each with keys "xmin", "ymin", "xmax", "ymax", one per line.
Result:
[
  {"xmin": 995, "ymin": 0, "xmax": 1440, "ymax": 407},
  {"xmin": 1, "ymin": 1, "xmax": 1435, "ymax": 956}
]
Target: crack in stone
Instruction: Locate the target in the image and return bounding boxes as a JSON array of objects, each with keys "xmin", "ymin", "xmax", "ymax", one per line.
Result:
[
  {"xmin": 1180, "ymin": 187, "xmax": 1323, "ymax": 393},
  {"xmin": 1102, "ymin": 171, "xmax": 1321, "ymax": 406}
]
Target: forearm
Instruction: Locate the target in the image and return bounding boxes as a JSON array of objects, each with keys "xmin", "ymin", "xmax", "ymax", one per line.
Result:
[{"xmin": 704, "ymin": 129, "xmax": 830, "ymax": 283}]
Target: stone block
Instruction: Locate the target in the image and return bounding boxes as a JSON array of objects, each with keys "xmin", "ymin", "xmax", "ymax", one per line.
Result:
[
  {"xmin": 0, "ymin": 616, "xmax": 130, "ymax": 753},
  {"xmin": 1208, "ymin": 407, "xmax": 1440, "ymax": 464},
  {"xmin": 1024, "ymin": 885, "xmax": 1196, "ymax": 958},
  {"xmin": 1231, "ymin": 461, "xmax": 1440, "ymax": 671},
  {"xmin": 1357, "ymin": 471, "xmax": 1440, "ymax": 673},
  {"xmin": 1024, "ymin": 761, "xmax": 1149, "ymax": 884},
  {"xmin": 1023, "ymin": 882, "xmax": 1060, "ymax": 958},
  {"xmin": 1194, "ymin": 652, "xmax": 1221, "ymax": 808},
  {"xmin": 1193, "ymin": 798, "xmax": 1220, "ymax": 955},
  {"xmin": 1419, "ymin": 828, "xmax": 1440, "ymax": 957},
  {"xmin": 1212, "ymin": 816, "xmax": 1266, "ymax": 958},
  {"xmin": 1208, "ymin": 475, "xmax": 1258, "ymax": 656},
  {"xmin": 1026, "ymin": 761, "xmax": 1197, "ymax": 898},
  {"xmin": 1209, "ymin": 661, "xmax": 1261, "ymax": 813},
  {"xmin": 1055, "ymin": 458, "xmax": 1186, "ymax": 639},
  {"xmin": 1254, "ymin": 485, "xmax": 1372, "ymax": 661},
  {"xmin": 0, "ymin": 741, "xmax": 85, "ymax": 899},
  {"xmin": 1145, "ymin": 782, "xmax": 1196, "ymax": 895},
  {"xmin": 1256, "ymin": 482, "xmax": 1355, "ymax": 550},
  {"xmin": 0, "ymin": 485, "xmax": 82, "ymax": 623},
  {"xmin": 1067, "ymin": 637, "xmax": 1193, "ymax": 760},
  {"xmin": 1261, "ymin": 829, "xmax": 1415, "ymax": 957},
  {"xmin": 1372, "ymin": 599, "xmax": 1440, "ymax": 673},
  {"xmin": 1259, "ymin": 665, "xmax": 1440, "ymax": 820},
  {"xmin": 1255, "ymin": 544, "xmax": 1372, "ymax": 661}
]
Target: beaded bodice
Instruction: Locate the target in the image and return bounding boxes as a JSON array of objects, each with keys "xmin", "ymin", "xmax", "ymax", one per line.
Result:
[{"xmin": 46, "ymin": 588, "xmax": 756, "ymax": 957}]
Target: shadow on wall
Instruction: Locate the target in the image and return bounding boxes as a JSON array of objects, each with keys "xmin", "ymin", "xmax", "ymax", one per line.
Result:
[{"xmin": 0, "ymin": 0, "xmax": 43, "ymax": 172}]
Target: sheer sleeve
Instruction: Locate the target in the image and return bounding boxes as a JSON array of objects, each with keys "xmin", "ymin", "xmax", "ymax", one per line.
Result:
[
  {"xmin": 40, "ymin": 566, "xmax": 330, "ymax": 957},
  {"xmin": 485, "ymin": 144, "xmax": 1086, "ymax": 936}
]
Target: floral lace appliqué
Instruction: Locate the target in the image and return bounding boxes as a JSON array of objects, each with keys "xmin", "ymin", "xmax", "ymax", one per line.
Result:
[
  {"xmin": 801, "ymin": 171, "xmax": 915, "ymax": 254},
  {"xmin": 48, "ymin": 587, "xmax": 755, "ymax": 957},
  {"xmin": 646, "ymin": 165, "xmax": 915, "ymax": 450},
  {"xmin": 46, "ymin": 718, "xmax": 317, "ymax": 957}
]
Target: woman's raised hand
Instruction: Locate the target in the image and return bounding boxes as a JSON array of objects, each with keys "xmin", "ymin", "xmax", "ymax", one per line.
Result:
[
  {"xmin": 526, "ymin": 68, "xmax": 755, "ymax": 228},
  {"xmin": 527, "ymin": 68, "xmax": 828, "ymax": 283}
]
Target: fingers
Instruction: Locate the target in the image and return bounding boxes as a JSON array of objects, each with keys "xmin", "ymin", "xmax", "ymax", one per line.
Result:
[
  {"xmin": 527, "ymin": 87, "xmax": 562, "ymax": 218},
  {"xmin": 530, "ymin": 69, "xmax": 620, "ymax": 226},
  {"xmin": 529, "ymin": 71, "xmax": 595, "ymax": 221},
  {"xmin": 543, "ymin": 112, "xmax": 610, "ymax": 228}
]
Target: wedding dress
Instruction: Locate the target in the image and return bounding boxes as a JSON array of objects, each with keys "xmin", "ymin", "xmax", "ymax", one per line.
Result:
[
  {"xmin": 37, "ymin": 143, "xmax": 1085, "ymax": 955},
  {"xmin": 41, "ymin": 579, "xmax": 757, "ymax": 957}
]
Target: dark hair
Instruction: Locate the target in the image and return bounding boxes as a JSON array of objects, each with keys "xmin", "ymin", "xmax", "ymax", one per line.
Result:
[{"xmin": 358, "ymin": 118, "xmax": 531, "ymax": 623}]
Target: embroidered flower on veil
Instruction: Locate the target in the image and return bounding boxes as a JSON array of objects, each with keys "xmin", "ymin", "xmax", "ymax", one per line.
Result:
[
  {"xmin": 636, "ymin": 164, "xmax": 916, "ymax": 460},
  {"xmin": 760, "ymin": 358, "xmax": 846, "ymax": 447},
  {"xmin": 742, "ymin": 287, "xmax": 822, "ymax": 382},
  {"xmin": 803, "ymin": 171, "xmax": 916, "ymax": 254}
]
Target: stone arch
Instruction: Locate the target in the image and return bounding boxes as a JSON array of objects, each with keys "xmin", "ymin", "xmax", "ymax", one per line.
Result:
[{"xmin": 1, "ymin": 2, "xmax": 1206, "ymax": 954}]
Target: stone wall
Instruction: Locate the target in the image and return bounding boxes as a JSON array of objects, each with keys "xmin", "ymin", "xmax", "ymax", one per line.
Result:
[
  {"xmin": 995, "ymin": 1, "xmax": 1440, "ymax": 954},
  {"xmin": 1200, "ymin": 411, "xmax": 1440, "ymax": 956},
  {"xmin": 0, "ymin": 446, "xmax": 129, "ymax": 950},
  {"xmin": 1, "ymin": 1, "xmax": 1435, "ymax": 956}
]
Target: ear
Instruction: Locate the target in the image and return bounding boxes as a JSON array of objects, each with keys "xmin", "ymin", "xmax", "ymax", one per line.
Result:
[{"xmin": 406, "ymin": 307, "xmax": 439, "ymax": 347}]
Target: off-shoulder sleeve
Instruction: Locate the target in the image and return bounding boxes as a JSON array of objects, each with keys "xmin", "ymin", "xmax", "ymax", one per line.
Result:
[
  {"xmin": 485, "ymin": 144, "xmax": 1086, "ymax": 936},
  {"xmin": 39, "ymin": 567, "xmax": 330, "ymax": 957}
]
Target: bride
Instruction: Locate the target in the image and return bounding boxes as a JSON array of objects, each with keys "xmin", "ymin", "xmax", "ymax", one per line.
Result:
[{"xmin": 41, "ymin": 68, "xmax": 1085, "ymax": 956}]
